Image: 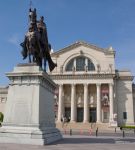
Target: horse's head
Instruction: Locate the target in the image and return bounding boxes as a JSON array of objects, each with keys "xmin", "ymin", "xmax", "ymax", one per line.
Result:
[{"xmin": 29, "ymin": 8, "xmax": 37, "ymax": 24}]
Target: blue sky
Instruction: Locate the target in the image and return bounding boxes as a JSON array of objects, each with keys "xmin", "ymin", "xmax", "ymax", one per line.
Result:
[{"xmin": 0, "ymin": 0, "xmax": 135, "ymax": 85}]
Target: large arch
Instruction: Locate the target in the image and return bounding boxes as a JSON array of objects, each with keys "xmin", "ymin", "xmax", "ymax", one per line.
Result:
[{"xmin": 62, "ymin": 53, "xmax": 99, "ymax": 72}]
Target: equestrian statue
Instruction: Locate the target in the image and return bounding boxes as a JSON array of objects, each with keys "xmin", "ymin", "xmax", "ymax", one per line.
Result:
[{"xmin": 20, "ymin": 8, "xmax": 57, "ymax": 72}]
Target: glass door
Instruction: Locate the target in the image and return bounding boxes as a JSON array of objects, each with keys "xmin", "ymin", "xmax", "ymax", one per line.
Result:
[
  {"xmin": 77, "ymin": 108, "xmax": 83, "ymax": 122},
  {"xmin": 89, "ymin": 107, "xmax": 96, "ymax": 122}
]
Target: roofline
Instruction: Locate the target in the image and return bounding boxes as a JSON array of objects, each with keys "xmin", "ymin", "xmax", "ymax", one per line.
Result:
[{"xmin": 51, "ymin": 41, "xmax": 115, "ymax": 57}]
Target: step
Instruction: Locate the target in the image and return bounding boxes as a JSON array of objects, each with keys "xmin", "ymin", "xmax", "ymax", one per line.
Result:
[{"xmin": 56, "ymin": 122, "xmax": 118, "ymax": 131}]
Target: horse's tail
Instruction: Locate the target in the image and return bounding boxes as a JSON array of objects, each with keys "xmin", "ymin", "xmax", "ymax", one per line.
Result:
[{"xmin": 46, "ymin": 51, "xmax": 57, "ymax": 72}]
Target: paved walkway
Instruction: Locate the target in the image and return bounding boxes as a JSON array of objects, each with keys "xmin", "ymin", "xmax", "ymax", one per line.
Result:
[{"xmin": 0, "ymin": 135, "xmax": 135, "ymax": 150}]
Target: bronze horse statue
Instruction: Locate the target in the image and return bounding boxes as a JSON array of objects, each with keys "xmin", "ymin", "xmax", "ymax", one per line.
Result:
[
  {"xmin": 21, "ymin": 25, "xmax": 41, "ymax": 65},
  {"xmin": 21, "ymin": 8, "xmax": 57, "ymax": 72}
]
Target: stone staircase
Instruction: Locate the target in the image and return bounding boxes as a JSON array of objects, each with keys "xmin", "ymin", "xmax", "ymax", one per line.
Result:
[{"xmin": 56, "ymin": 122, "xmax": 118, "ymax": 132}]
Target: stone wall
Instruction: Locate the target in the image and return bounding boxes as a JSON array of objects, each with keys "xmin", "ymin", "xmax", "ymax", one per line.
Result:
[
  {"xmin": 0, "ymin": 86, "xmax": 8, "ymax": 113},
  {"xmin": 116, "ymin": 78, "xmax": 134, "ymax": 125}
]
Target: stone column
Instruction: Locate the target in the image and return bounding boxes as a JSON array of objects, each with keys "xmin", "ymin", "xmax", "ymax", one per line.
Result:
[
  {"xmin": 109, "ymin": 83, "xmax": 114, "ymax": 122},
  {"xmin": 83, "ymin": 84, "xmax": 89, "ymax": 123},
  {"xmin": 71, "ymin": 84, "xmax": 76, "ymax": 122},
  {"xmin": 58, "ymin": 84, "xmax": 63, "ymax": 122},
  {"xmin": 96, "ymin": 83, "xmax": 101, "ymax": 123}
]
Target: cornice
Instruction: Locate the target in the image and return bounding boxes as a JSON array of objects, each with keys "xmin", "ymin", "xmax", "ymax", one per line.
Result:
[
  {"xmin": 51, "ymin": 41, "xmax": 115, "ymax": 57},
  {"xmin": 116, "ymin": 76, "xmax": 134, "ymax": 81}
]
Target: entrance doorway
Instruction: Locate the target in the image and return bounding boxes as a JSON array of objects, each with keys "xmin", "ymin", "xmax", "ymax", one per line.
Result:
[
  {"xmin": 77, "ymin": 108, "xmax": 83, "ymax": 122},
  {"xmin": 65, "ymin": 107, "xmax": 71, "ymax": 119},
  {"xmin": 89, "ymin": 107, "xmax": 96, "ymax": 122}
]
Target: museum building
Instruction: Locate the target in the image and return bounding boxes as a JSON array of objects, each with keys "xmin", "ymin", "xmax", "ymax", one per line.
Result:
[
  {"xmin": 50, "ymin": 41, "xmax": 135, "ymax": 126},
  {"xmin": 0, "ymin": 41, "xmax": 135, "ymax": 126}
]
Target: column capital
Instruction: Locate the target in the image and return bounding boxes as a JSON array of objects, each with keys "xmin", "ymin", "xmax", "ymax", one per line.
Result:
[
  {"xmin": 109, "ymin": 83, "xmax": 114, "ymax": 86},
  {"xmin": 71, "ymin": 83, "xmax": 76, "ymax": 87},
  {"xmin": 96, "ymin": 83, "xmax": 101, "ymax": 87},
  {"xmin": 83, "ymin": 83, "xmax": 88, "ymax": 87},
  {"xmin": 58, "ymin": 84, "xmax": 63, "ymax": 87}
]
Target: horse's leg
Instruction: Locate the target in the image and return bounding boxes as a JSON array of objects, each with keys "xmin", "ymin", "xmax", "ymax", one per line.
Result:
[
  {"xmin": 44, "ymin": 57, "xmax": 46, "ymax": 72},
  {"xmin": 29, "ymin": 54, "xmax": 31, "ymax": 63},
  {"xmin": 33, "ymin": 55, "xmax": 35, "ymax": 63},
  {"xmin": 39, "ymin": 56, "xmax": 42, "ymax": 68}
]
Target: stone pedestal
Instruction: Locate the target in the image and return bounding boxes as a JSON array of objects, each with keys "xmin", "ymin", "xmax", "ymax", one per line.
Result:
[{"xmin": 0, "ymin": 64, "xmax": 62, "ymax": 145}]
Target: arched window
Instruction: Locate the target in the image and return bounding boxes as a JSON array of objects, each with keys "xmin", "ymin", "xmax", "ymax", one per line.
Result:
[
  {"xmin": 88, "ymin": 59, "xmax": 95, "ymax": 71},
  {"xmin": 65, "ymin": 59, "xmax": 74, "ymax": 71},
  {"xmin": 65, "ymin": 56, "xmax": 95, "ymax": 72},
  {"xmin": 76, "ymin": 57, "xmax": 85, "ymax": 71}
]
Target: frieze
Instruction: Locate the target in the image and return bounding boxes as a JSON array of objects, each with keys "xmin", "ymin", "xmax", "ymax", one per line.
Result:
[
  {"xmin": 8, "ymin": 76, "xmax": 40, "ymax": 85},
  {"xmin": 0, "ymin": 89, "xmax": 8, "ymax": 94},
  {"xmin": 50, "ymin": 74, "xmax": 116, "ymax": 80},
  {"xmin": 7, "ymin": 75, "xmax": 56, "ymax": 93}
]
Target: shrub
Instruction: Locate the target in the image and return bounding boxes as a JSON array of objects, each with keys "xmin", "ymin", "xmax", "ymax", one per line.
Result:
[
  {"xmin": 120, "ymin": 126, "xmax": 135, "ymax": 130},
  {"xmin": 0, "ymin": 112, "xmax": 4, "ymax": 123}
]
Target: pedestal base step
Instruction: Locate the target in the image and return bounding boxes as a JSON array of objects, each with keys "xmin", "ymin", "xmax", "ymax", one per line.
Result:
[{"xmin": 0, "ymin": 126, "xmax": 62, "ymax": 145}]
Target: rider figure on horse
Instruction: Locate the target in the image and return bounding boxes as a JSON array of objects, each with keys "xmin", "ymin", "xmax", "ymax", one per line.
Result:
[{"xmin": 21, "ymin": 8, "xmax": 57, "ymax": 72}]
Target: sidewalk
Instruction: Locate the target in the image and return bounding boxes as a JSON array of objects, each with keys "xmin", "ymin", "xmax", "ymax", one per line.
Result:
[
  {"xmin": 0, "ymin": 135, "xmax": 135, "ymax": 150},
  {"xmin": 60, "ymin": 128, "xmax": 135, "ymax": 138}
]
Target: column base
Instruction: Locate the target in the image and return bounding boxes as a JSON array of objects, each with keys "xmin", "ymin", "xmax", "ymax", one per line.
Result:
[
  {"xmin": 96, "ymin": 121, "xmax": 102, "ymax": 123},
  {"xmin": 70, "ymin": 120, "xmax": 76, "ymax": 123},
  {"xmin": 83, "ymin": 121, "xmax": 89, "ymax": 123},
  {"xmin": 56, "ymin": 120, "xmax": 62, "ymax": 123}
]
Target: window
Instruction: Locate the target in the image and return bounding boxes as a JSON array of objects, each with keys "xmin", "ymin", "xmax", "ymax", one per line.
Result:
[
  {"xmin": 88, "ymin": 59, "xmax": 95, "ymax": 71},
  {"xmin": 65, "ymin": 56, "xmax": 95, "ymax": 72},
  {"xmin": 123, "ymin": 112, "xmax": 127, "ymax": 119},
  {"xmin": 66, "ymin": 59, "xmax": 74, "ymax": 71},
  {"xmin": 76, "ymin": 57, "xmax": 85, "ymax": 71}
]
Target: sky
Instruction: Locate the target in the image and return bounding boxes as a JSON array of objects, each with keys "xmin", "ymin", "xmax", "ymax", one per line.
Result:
[{"xmin": 0, "ymin": 0, "xmax": 135, "ymax": 86}]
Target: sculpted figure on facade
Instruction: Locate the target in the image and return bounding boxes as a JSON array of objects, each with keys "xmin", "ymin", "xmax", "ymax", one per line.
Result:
[
  {"xmin": 20, "ymin": 8, "xmax": 57, "ymax": 72},
  {"xmin": 102, "ymin": 93, "xmax": 109, "ymax": 106},
  {"xmin": 89, "ymin": 95, "xmax": 94, "ymax": 104}
]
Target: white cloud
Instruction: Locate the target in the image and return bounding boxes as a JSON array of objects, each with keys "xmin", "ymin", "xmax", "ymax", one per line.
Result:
[{"xmin": 8, "ymin": 34, "xmax": 20, "ymax": 47}]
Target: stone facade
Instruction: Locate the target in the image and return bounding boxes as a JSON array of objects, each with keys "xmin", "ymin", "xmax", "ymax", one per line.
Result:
[
  {"xmin": 49, "ymin": 41, "xmax": 135, "ymax": 126},
  {"xmin": 132, "ymin": 84, "xmax": 135, "ymax": 121}
]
